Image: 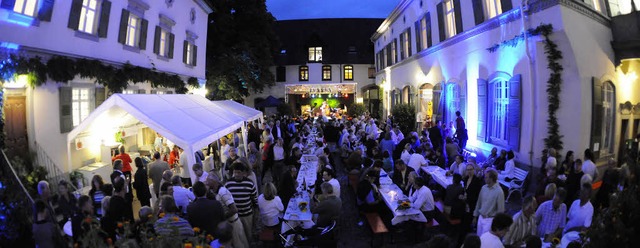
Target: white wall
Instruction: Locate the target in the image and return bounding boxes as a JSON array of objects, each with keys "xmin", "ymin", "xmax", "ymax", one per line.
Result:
[{"xmin": 0, "ymin": 0, "xmax": 209, "ymax": 79}]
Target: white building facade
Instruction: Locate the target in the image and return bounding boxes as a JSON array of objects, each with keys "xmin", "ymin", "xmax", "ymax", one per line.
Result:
[
  {"xmin": 372, "ymin": 0, "xmax": 640, "ymax": 167},
  {"xmin": 0, "ymin": 0, "xmax": 212, "ymax": 182}
]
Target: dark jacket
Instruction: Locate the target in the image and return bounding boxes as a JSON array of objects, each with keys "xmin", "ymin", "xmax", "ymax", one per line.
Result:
[
  {"xmin": 346, "ymin": 152, "xmax": 363, "ymax": 172},
  {"xmin": 133, "ymin": 168, "xmax": 151, "ymax": 205},
  {"xmin": 312, "ymin": 195, "xmax": 342, "ymax": 228},
  {"xmin": 464, "ymin": 175, "xmax": 484, "ymax": 214},
  {"xmin": 444, "ymin": 183, "xmax": 466, "ymax": 219},
  {"xmin": 279, "ymin": 170, "xmax": 297, "ymax": 206},
  {"xmin": 187, "ymin": 197, "xmax": 225, "ymax": 236},
  {"xmin": 428, "ymin": 126, "xmax": 444, "ymax": 150},
  {"xmin": 392, "ymin": 166, "xmax": 416, "ymax": 193}
]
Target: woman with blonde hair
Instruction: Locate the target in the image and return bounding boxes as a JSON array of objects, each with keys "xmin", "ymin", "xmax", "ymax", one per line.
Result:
[{"xmin": 258, "ymin": 182, "xmax": 284, "ymax": 229}]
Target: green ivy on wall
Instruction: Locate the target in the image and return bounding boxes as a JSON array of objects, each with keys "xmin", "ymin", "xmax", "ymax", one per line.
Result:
[{"xmin": 0, "ymin": 55, "xmax": 199, "ymax": 93}]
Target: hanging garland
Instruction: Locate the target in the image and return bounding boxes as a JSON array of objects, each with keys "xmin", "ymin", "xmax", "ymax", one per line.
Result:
[{"xmin": 0, "ymin": 54, "xmax": 198, "ymax": 94}]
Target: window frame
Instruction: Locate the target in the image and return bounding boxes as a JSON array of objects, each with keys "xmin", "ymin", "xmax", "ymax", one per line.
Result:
[
  {"xmin": 601, "ymin": 81, "xmax": 616, "ymax": 155},
  {"xmin": 276, "ymin": 66, "xmax": 286, "ymax": 82},
  {"xmin": 322, "ymin": 65, "xmax": 332, "ymax": 81},
  {"xmin": 343, "ymin": 65, "xmax": 353, "ymax": 81},
  {"xmin": 308, "ymin": 47, "xmax": 323, "ymax": 62},
  {"xmin": 420, "ymin": 15, "xmax": 428, "ymax": 50},
  {"xmin": 483, "ymin": 0, "xmax": 502, "ymax": 20},
  {"xmin": 78, "ymin": 0, "xmax": 101, "ymax": 34},
  {"xmin": 71, "ymin": 87, "xmax": 95, "ymax": 127},
  {"xmin": 488, "ymin": 78, "xmax": 509, "ymax": 146},
  {"xmin": 368, "ymin": 67, "xmax": 376, "ymax": 79},
  {"xmin": 445, "ymin": 83, "xmax": 461, "ymax": 126},
  {"xmin": 185, "ymin": 41, "xmax": 195, "ymax": 65},
  {"xmin": 13, "ymin": 0, "xmax": 38, "ymax": 17},
  {"xmin": 125, "ymin": 13, "xmax": 141, "ymax": 47},
  {"xmin": 158, "ymin": 28, "xmax": 169, "ymax": 57},
  {"xmin": 444, "ymin": 0, "xmax": 456, "ymax": 38},
  {"xmin": 299, "ymin": 66, "xmax": 309, "ymax": 81}
]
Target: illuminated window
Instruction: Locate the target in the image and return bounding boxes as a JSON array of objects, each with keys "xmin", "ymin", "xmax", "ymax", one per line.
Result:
[
  {"xmin": 72, "ymin": 88, "xmax": 93, "ymax": 127},
  {"xmin": 13, "ymin": 0, "xmax": 38, "ymax": 17},
  {"xmin": 489, "ymin": 79, "xmax": 508, "ymax": 144},
  {"xmin": 368, "ymin": 67, "xmax": 376, "ymax": 78},
  {"xmin": 184, "ymin": 41, "xmax": 196, "ymax": 65},
  {"xmin": 79, "ymin": 0, "xmax": 99, "ymax": 34},
  {"xmin": 126, "ymin": 13, "xmax": 141, "ymax": 47},
  {"xmin": 445, "ymin": 83, "xmax": 460, "ymax": 125},
  {"xmin": 391, "ymin": 39, "xmax": 397, "ymax": 64},
  {"xmin": 402, "ymin": 29, "xmax": 411, "ymax": 59},
  {"xmin": 601, "ymin": 82, "xmax": 616, "ymax": 155},
  {"xmin": 607, "ymin": 0, "xmax": 640, "ymax": 16},
  {"xmin": 444, "ymin": 0, "xmax": 456, "ymax": 38},
  {"xmin": 308, "ymin": 47, "xmax": 322, "ymax": 62},
  {"xmin": 343, "ymin": 65, "xmax": 353, "ymax": 81},
  {"xmin": 299, "ymin": 66, "xmax": 309, "ymax": 81},
  {"xmin": 584, "ymin": 0, "xmax": 603, "ymax": 13},
  {"xmin": 483, "ymin": 0, "xmax": 502, "ymax": 19},
  {"xmin": 420, "ymin": 15, "xmax": 428, "ymax": 50},
  {"xmin": 322, "ymin": 65, "xmax": 331, "ymax": 81},
  {"xmin": 158, "ymin": 29, "xmax": 169, "ymax": 57}
]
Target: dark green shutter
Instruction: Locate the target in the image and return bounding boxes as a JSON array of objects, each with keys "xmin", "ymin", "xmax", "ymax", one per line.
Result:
[
  {"xmin": 183, "ymin": 40, "xmax": 188, "ymax": 64},
  {"xmin": 453, "ymin": 0, "xmax": 463, "ymax": 34},
  {"xmin": 477, "ymin": 79, "xmax": 488, "ymax": 142},
  {"xmin": 168, "ymin": 33, "xmax": 175, "ymax": 59},
  {"xmin": 59, "ymin": 87, "xmax": 73, "ymax": 133},
  {"xmin": 407, "ymin": 29, "xmax": 412, "ymax": 57},
  {"xmin": 426, "ymin": 12, "xmax": 432, "ymax": 47},
  {"xmin": 38, "ymin": 0, "xmax": 55, "ymax": 22},
  {"xmin": 97, "ymin": 0, "xmax": 111, "ymax": 38},
  {"xmin": 67, "ymin": 0, "xmax": 83, "ymax": 30},
  {"xmin": 0, "ymin": 0, "xmax": 16, "ymax": 9},
  {"xmin": 153, "ymin": 26, "xmax": 161, "ymax": 54},
  {"xmin": 507, "ymin": 75, "xmax": 521, "ymax": 151},
  {"xmin": 95, "ymin": 87, "xmax": 106, "ymax": 107},
  {"xmin": 472, "ymin": 0, "xmax": 485, "ymax": 25},
  {"xmin": 501, "ymin": 0, "xmax": 513, "ymax": 12},
  {"xmin": 117, "ymin": 9, "xmax": 129, "ymax": 44},
  {"xmin": 139, "ymin": 19, "xmax": 148, "ymax": 50},
  {"xmin": 386, "ymin": 43, "xmax": 392, "ymax": 66},
  {"xmin": 393, "ymin": 39, "xmax": 398, "ymax": 63},
  {"xmin": 137, "ymin": 89, "xmax": 146, "ymax": 94},
  {"xmin": 192, "ymin": 45, "xmax": 197, "ymax": 66},
  {"xmin": 437, "ymin": 2, "xmax": 445, "ymax": 42},
  {"xmin": 591, "ymin": 77, "xmax": 604, "ymax": 161},
  {"xmin": 415, "ymin": 21, "xmax": 421, "ymax": 52}
]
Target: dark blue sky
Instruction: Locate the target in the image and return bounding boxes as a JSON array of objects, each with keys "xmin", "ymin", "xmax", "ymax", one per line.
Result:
[{"xmin": 266, "ymin": 0, "xmax": 400, "ymax": 20}]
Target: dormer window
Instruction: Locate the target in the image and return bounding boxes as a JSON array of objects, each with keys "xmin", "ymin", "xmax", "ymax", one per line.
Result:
[{"xmin": 308, "ymin": 47, "xmax": 322, "ymax": 62}]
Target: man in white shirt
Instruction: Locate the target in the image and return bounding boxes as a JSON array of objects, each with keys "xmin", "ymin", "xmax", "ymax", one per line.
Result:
[
  {"xmin": 321, "ymin": 169, "xmax": 341, "ymax": 198},
  {"xmin": 178, "ymin": 148, "xmax": 191, "ymax": 186},
  {"xmin": 408, "ymin": 147, "xmax": 428, "ymax": 172},
  {"xmin": 192, "ymin": 163, "xmax": 209, "ymax": 183},
  {"xmin": 564, "ymin": 183, "xmax": 593, "ymax": 234},
  {"xmin": 449, "ymin": 155, "xmax": 465, "ymax": 176},
  {"xmin": 411, "ymin": 177, "xmax": 448, "ymax": 227},
  {"xmin": 582, "ymin": 149, "xmax": 598, "ymax": 180},
  {"xmin": 171, "ymin": 175, "xmax": 195, "ymax": 215},
  {"xmin": 219, "ymin": 137, "xmax": 231, "ymax": 166},
  {"xmin": 480, "ymin": 213, "xmax": 514, "ymax": 248},
  {"xmin": 273, "ymin": 138, "xmax": 286, "ymax": 184}
]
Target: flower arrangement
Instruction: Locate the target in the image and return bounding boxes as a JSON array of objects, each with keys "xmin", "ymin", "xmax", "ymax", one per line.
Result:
[
  {"xmin": 396, "ymin": 200, "xmax": 411, "ymax": 211},
  {"xmin": 298, "ymin": 201, "xmax": 308, "ymax": 212},
  {"xmin": 550, "ymin": 237, "xmax": 561, "ymax": 248}
]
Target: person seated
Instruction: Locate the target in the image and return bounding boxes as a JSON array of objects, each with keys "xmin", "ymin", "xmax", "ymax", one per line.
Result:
[
  {"xmin": 494, "ymin": 150, "xmax": 507, "ymax": 171},
  {"xmin": 411, "ymin": 177, "xmax": 448, "ymax": 228},
  {"xmin": 448, "ymin": 155, "xmax": 466, "ymax": 176},
  {"xmin": 498, "ymin": 151, "xmax": 516, "ymax": 181},
  {"xmin": 382, "ymin": 151, "xmax": 394, "ymax": 173},
  {"xmin": 403, "ymin": 171, "xmax": 419, "ymax": 196},
  {"xmin": 345, "ymin": 147, "xmax": 364, "ymax": 174},
  {"xmin": 563, "ymin": 183, "xmax": 593, "ymax": 234},
  {"xmin": 484, "ymin": 148, "xmax": 499, "ymax": 169},
  {"xmin": 154, "ymin": 195, "xmax": 194, "ymax": 237},
  {"xmin": 433, "ymin": 147, "xmax": 446, "ymax": 169},
  {"xmin": 400, "ymin": 143, "xmax": 412, "ymax": 165},
  {"xmin": 503, "ymin": 196, "xmax": 538, "ymax": 247},
  {"xmin": 356, "ymin": 170, "xmax": 383, "ymax": 213},
  {"xmin": 445, "ymin": 137, "xmax": 460, "ymax": 164},
  {"xmin": 444, "ymin": 174, "xmax": 465, "ymax": 219},
  {"xmin": 392, "ymin": 160, "xmax": 415, "ymax": 194},
  {"xmin": 408, "ymin": 147, "xmax": 428, "ymax": 172},
  {"xmin": 284, "ymin": 182, "xmax": 341, "ymax": 239}
]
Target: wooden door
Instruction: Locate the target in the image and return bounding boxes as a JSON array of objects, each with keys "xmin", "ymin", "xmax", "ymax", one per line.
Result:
[{"xmin": 4, "ymin": 96, "xmax": 28, "ymax": 158}]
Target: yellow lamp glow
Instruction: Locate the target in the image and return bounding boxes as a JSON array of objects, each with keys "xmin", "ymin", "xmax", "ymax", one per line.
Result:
[{"xmin": 4, "ymin": 74, "xmax": 28, "ymax": 88}]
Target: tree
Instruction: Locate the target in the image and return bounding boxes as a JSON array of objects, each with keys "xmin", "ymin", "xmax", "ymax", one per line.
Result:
[
  {"xmin": 206, "ymin": 0, "xmax": 279, "ymax": 100},
  {"xmin": 392, "ymin": 104, "xmax": 416, "ymax": 135}
]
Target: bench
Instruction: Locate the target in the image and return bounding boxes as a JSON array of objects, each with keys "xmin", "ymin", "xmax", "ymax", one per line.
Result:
[
  {"xmin": 498, "ymin": 167, "xmax": 528, "ymax": 202},
  {"xmin": 259, "ymin": 226, "xmax": 277, "ymax": 248},
  {"xmin": 364, "ymin": 212, "xmax": 389, "ymax": 246}
]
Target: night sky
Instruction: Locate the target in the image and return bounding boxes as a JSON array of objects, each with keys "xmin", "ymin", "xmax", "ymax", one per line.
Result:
[{"xmin": 266, "ymin": 0, "xmax": 400, "ymax": 20}]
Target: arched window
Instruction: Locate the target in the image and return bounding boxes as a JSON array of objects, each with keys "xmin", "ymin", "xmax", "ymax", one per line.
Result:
[
  {"xmin": 477, "ymin": 73, "xmax": 521, "ymax": 150},
  {"xmin": 402, "ymin": 86, "xmax": 411, "ymax": 105}
]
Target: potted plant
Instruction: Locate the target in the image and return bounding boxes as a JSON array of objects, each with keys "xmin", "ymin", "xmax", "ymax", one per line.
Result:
[{"xmin": 69, "ymin": 170, "xmax": 84, "ymax": 189}]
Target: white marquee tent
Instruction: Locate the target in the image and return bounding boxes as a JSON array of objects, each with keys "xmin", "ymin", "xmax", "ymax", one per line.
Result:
[{"xmin": 67, "ymin": 94, "xmax": 262, "ymax": 183}]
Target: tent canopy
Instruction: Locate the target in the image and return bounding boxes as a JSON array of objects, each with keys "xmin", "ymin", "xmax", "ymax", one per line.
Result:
[
  {"xmin": 67, "ymin": 94, "xmax": 261, "ymax": 182},
  {"xmin": 211, "ymin": 100, "xmax": 262, "ymax": 122}
]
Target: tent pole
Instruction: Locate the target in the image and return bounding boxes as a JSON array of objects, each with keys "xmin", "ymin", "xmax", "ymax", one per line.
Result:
[{"xmin": 242, "ymin": 122, "xmax": 249, "ymax": 157}]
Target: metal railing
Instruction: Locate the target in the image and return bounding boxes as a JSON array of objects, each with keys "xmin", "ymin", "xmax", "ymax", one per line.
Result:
[
  {"xmin": 34, "ymin": 142, "xmax": 78, "ymax": 193},
  {"xmin": 1, "ymin": 149, "xmax": 34, "ymax": 204}
]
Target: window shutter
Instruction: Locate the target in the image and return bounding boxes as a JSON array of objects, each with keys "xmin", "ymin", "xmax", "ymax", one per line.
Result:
[
  {"xmin": 437, "ymin": 2, "xmax": 445, "ymax": 42},
  {"xmin": 407, "ymin": 29, "xmax": 412, "ymax": 57},
  {"xmin": 139, "ymin": 19, "xmax": 148, "ymax": 50},
  {"xmin": 117, "ymin": 9, "xmax": 129, "ymax": 44},
  {"xmin": 459, "ymin": 82, "xmax": 466, "ymax": 121},
  {"xmin": 501, "ymin": 0, "xmax": 513, "ymax": 12},
  {"xmin": 97, "ymin": 0, "xmax": 111, "ymax": 38},
  {"xmin": 590, "ymin": 77, "xmax": 604, "ymax": 161},
  {"xmin": 38, "ymin": 0, "xmax": 55, "ymax": 22},
  {"xmin": 168, "ymin": 33, "xmax": 175, "ymax": 59},
  {"xmin": 137, "ymin": 89, "xmax": 146, "ymax": 94},
  {"xmin": 386, "ymin": 44, "xmax": 392, "ymax": 66},
  {"xmin": 477, "ymin": 78, "xmax": 488, "ymax": 142},
  {"xmin": 472, "ymin": 0, "xmax": 485, "ymax": 25},
  {"xmin": 95, "ymin": 87, "xmax": 106, "ymax": 107},
  {"xmin": 507, "ymin": 75, "xmax": 521, "ymax": 151},
  {"xmin": 192, "ymin": 45, "xmax": 197, "ymax": 66},
  {"xmin": 153, "ymin": 26, "xmax": 161, "ymax": 54},
  {"xmin": 415, "ymin": 21, "xmax": 421, "ymax": 52},
  {"xmin": 183, "ymin": 40, "xmax": 188, "ymax": 64},
  {"xmin": 453, "ymin": 0, "xmax": 463, "ymax": 34},
  {"xmin": 67, "ymin": 0, "xmax": 83, "ymax": 30},
  {"xmin": 399, "ymin": 34, "xmax": 405, "ymax": 60},
  {"xmin": 393, "ymin": 39, "xmax": 398, "ymax": 63},
  {"xmin": 426, "ymin": 12, "xmax": 432, "ymax": 47},
  {"xmin": 59, "ymin": 87, "xmax": 73, "ymax": 133},
  {"xmin": 0, "ymin": 0, "xmax": 15, "ymax": 10}
]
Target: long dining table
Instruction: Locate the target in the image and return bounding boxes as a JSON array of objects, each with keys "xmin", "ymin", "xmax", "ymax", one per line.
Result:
[
  {"xmin": 420, "ymin": 165, "xmax": 453, "ymax": 188},
  {"xmin": 378, "ymin": 170, "xmax": 427, "ymax": 225}
]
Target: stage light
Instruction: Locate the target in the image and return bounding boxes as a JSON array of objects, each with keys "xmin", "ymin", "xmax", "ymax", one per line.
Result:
[{"xmin": 334, "ymin": 93, "xmax": 338, "ymax": 97}]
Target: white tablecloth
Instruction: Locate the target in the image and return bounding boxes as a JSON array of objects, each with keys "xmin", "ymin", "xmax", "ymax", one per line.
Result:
[
  {"xmin": 422, "ymin": 166, "xmax": 453, "ymax": 188},
  {"xmin": 378, "ymin": 171, "xmax": 427, "ymax": 225},
  {"xmin": 281, "ymin": 159, "xmax": 318, "ymax": 233}
]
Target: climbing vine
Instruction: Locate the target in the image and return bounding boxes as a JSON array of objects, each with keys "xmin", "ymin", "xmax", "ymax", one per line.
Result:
[
  {"xmin": 0, "ymin": 55, "xmax": 198, "ymax": 94},
  {"xmin": 487, "ymin": 24, "xmax": 563, "ymax": 150}
]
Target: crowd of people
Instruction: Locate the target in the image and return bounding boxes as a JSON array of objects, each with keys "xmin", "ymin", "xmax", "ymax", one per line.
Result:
[{"xmin": 30, "ymin": 110, "xmax": 640, "ymax": 248}]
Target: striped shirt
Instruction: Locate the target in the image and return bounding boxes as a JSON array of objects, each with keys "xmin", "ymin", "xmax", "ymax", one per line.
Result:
[
  {"xmin": 92, "ymin": 190, "xmax": 105, "ymax": 217},
  {"xmin": 154, "ymin": 213, "xmax": 194, "ymax": 237},
  {"xmin": 225, "ymin": 178, "xmax": 257, "ymax": 217}
]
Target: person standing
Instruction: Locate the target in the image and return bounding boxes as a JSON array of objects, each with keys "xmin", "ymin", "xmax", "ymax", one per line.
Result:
[
  {"xmin": 112, "ymin": 146, "xmax": 133, "ymax": 185},
  {"xmin": 133, "ymin": 157, "xmax": 151, "ymax": 207},
  {"xmin": 473, "ymin": 169, "xmax": 505, "ymax": 236},
  {"xmin": 148, "ymin": 152, "xmax": 170, "ymax": 197},
  {"xmin": 205, "ymin": 173, "xmax": 249, "ymax": 248},
  {"xmin": 225, "ymin": 163, "xmax": 258, "ymax": 245},
  {"xmin": 535, "ymin": 188, "xmax": 567, "ymax": 242},
  {"xmin": 455, "ymin": 111, "xmax": 468, "ymax": 150},
  {"xmin": 187, "ymin": 181, "xmax": 225, "ymax": 236}
]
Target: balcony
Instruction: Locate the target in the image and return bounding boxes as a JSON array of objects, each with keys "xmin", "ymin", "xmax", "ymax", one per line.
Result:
[{"xmin": 611, "ymin": 10, "xmax": 640, "ymax": 65}]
